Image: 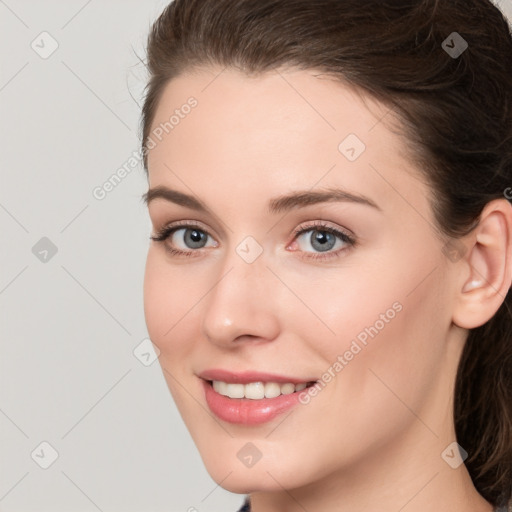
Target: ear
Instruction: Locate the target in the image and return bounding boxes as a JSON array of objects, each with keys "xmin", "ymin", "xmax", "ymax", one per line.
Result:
[{"xmin": 452, "ymin": 198, "xmax": 512, "ymax": 329}]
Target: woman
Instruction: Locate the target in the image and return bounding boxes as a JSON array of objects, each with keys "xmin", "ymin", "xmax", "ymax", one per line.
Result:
[{"xmin": 140, "ymin": 0, "xmax": 512, "ymax": 510}]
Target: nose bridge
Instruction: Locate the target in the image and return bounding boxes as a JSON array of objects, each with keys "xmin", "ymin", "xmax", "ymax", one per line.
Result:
[{"xmin": 201, "ymin": 240, "xmax": 279, "ymax": 345}]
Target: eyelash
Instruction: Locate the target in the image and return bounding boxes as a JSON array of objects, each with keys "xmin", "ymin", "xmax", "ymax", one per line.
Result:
[{"xmin": 150, "ymin": 220, "xmax": 356, "ymax": 261}]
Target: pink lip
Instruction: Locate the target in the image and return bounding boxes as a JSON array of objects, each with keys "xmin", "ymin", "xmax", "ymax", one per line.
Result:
[
  {"xmin": 202, "ymin": 379, "xmax": 312, "ymax": 425},
  {"xmin": 198, "ymin": 369, "xmax": 318, "ymax": 425},
  {"xmin": 198, "ymin": 368, "xmax": 314, "ymax": 385}
]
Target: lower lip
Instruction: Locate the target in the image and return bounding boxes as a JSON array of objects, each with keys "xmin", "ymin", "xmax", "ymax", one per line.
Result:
[{"xmin": 202, "ymin": 379, "xmax": 309, "ymax": 425}]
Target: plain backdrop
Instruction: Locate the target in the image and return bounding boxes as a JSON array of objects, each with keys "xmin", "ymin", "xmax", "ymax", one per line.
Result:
[{"xmin": 1, "ymin": 1, "xmax": 511, "ymax": 511}]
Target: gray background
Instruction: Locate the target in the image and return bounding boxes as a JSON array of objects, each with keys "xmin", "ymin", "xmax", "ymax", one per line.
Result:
[{"xmin": 1, "ymin": 1, "xmax": 511, "ymax": 511}]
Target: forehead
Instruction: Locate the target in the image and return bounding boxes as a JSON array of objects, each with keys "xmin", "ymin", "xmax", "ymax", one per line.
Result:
[
  {"xmin": 147, "ymin": 66, "xmax": 392, "ymax": 161},
  {"xmin": 146, "ymin": 66, "xmax": 429, "ymax": 221}
]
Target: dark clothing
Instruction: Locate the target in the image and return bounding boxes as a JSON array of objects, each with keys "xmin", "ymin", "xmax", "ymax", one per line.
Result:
[
  {"xmin": 236, "ymin": 496, "xmax": 251, "ymax": 511},
  {"xmin": 236, "ymin": 495, "xmax": 512, "ymax": 511}
]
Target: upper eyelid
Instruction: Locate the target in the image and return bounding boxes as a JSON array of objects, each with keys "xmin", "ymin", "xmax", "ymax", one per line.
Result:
[
  {"xmin": 163, "ymin": 220, "xmax": 213, "ymax": 235},
  {"xmin": 294, "ymin": 220, "xmax": 352, "ymax": 233},
  {"xmin": 159, "ymin": 219, "xmax": 349, "ymax": 235}
]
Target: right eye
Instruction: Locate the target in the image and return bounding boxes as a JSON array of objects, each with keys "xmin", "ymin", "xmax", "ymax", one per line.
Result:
[{"xmin": 150, "ymin": 222, "xmax": 218, "ymax": 256}]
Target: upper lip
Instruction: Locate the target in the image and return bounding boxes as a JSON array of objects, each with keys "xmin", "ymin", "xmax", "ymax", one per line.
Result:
[{"xmin": 198, "ymin": 369, "xmax": 316, "ymax": 385}]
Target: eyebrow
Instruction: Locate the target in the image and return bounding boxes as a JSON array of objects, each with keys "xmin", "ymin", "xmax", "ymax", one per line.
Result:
[{"xmin": 141, "ymin": 185, "xmax": 381, "ymax": 214}]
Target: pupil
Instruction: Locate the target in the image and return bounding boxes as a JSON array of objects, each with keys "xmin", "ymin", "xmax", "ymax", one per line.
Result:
[
  {"xmin": 311, "ymin": 230, "xmax": 335, "ymax": 252},
  {"xmin": 316, "ymin": 232, "xmax": 328, "ymax": 244},
  {"xmin": 190, "ymin": 230, "xmax": 202, "ymax": 242},
  {"xmin": 185, "ymin": 229, "xmax": 206, "ymax": 248}
]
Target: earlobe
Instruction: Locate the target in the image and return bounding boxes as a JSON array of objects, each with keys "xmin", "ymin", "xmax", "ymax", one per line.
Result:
[{"xmin": 452, "ymin": 199, "xmax": 512, "ymax": 330}]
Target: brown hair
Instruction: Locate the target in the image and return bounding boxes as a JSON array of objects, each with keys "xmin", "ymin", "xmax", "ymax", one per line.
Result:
[{"xmin": 140, "ymin": 0, "xmax": 512, "ymax": 506}]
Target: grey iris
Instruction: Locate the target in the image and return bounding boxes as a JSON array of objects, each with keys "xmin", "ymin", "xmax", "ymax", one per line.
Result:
[
  {"xmin": 184, "ymin": 229, "xmax": 207, "ymax": 248},
  {"xmin": 311, "ymin": 230, "xmax": 335, "ymax": 252}
]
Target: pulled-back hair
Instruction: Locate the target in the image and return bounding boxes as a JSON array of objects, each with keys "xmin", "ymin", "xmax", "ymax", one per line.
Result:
[{"xmin": 140, "ymin": 0, "xmax": 512, "ymax": 506}]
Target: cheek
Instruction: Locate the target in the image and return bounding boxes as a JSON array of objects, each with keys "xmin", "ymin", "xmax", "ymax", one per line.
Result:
[
  {"xmin": 286, "ymin": 251, "xmax": 449, "ymax": 426},
  {"xmin": 326, "ymin": 270, "xmax": 448, "ymax": 436},
  {"xmin": 277, "ymin": 264, "xmax": 402, "ymax": 357},
  {"xmin": 143, "ymin": 253, "xmax": 198, "ymax": 411},
  {"xmin": 142, "ymin": 250, "xmax": 196, "ymax": 358},
  {"xmin": 143, "ymin": 250, "xmax": 170, "ymax": 344},
  {"xmin": 143, "ymin": 249, "xmax": 219, "ymax": 402}
]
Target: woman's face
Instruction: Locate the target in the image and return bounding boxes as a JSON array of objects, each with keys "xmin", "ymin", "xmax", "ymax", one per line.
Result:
[{"xmin": 143, "ymin": 66, "xmax": 462, "ymax": 493}]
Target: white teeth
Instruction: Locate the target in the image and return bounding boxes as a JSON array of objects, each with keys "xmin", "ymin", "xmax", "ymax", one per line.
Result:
[
  {"xmin": 264, "ymin": 382, "xmax": 281, "ymax": 398},
  {"xmin": 280, "ymin": 383, "xmax": 296, "ymax": 395},
  {"xmin": 212, "ymin": 380, "xmax": 226, "ymax": 394},
  {"xmin": 244, "ymin": 382, "xmax": 265, "ymax": 399},
  {"xmin": 211, "ymin": 380, "xmax": 310, "ymax": 399},
  {"xmin": 226, "ymin": 383, "xmax": 244, "ymax": 398}
]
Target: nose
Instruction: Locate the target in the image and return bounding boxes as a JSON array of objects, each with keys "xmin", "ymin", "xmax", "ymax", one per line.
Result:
[{"xmin": 201, "ymin": 247, "xmax": 280, "ymax": 348}]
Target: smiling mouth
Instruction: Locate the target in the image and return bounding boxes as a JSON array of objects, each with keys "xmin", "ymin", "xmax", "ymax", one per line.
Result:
[{"xmin": 206, "ymin": 379, "xmax": 317, "ymax": 400}]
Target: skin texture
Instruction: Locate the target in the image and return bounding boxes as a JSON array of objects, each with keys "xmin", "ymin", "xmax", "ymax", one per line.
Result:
[{"xmin": 143, "ymin": 66, "xmax": 512, "ymax": 512}]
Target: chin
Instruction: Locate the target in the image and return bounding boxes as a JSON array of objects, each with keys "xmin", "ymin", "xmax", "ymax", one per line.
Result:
[
  {"xmin": 206, "ymin": 471, "xmax": 287, "ymax": 495},
  {"xmin": 200, "ymin": 453, "xmax": 313, "ymax": 494}
]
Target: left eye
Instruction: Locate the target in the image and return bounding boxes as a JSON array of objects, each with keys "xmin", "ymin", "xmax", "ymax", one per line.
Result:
[
  {"xmin": 294, "ymin": 227, "xmax": 352, "ymax": 253},
  {"xmin": 169, "ymin": 227, "xmax": 215, "ymax": 250}
]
